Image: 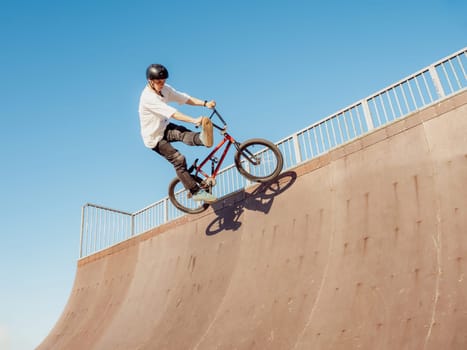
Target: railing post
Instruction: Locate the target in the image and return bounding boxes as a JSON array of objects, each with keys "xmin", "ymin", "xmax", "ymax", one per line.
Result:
[
  {"xmin": 429, "ymin": 65, "xmax": 446, "ymax": 98},
  {"xmin": 79, "ymin": 205, "xmax": 86, "ymax": 258},
  {"xmin": 164, "ymin": 198, "xmax": 169, "ymax": 223},
  {"xmin": 131, "ymin": 214, "xmax": 135, "ymax": 236},
  {"xmin": 244, "ymin": 162, "xmax": 252, "ymax": 187},
  {"xmin": 292, "ymin": 133, "xmax": 302, "ymax": 164},
  {"xmin": 361, "ymin": 99, "xmax": 374, "ymax": 131}
]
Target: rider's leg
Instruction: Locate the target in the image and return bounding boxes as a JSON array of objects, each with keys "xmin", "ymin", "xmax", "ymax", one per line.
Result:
[
  {"xmin": 152, "ymin": 140, "xmax": 200, "ymax": 194},
  {"xmin": 164, "ymin": 123, "xmax": 204, "ymax": 146},
  {"xmin": 154, "ymin": 123, "xmax": 217, "ymax": 202},
  {"xmin": 165, "ymin": 120, "xmax": 213, "ymax": 147}
]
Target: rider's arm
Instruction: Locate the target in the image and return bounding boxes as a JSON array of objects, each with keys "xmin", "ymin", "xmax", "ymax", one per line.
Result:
[
  {"xmin": 171, "ymin": 111, "xmax": 203, "ymax": 125},
  {"xmin": 186, "ymin": 97, "xmax": 216, "ymax": 109}
]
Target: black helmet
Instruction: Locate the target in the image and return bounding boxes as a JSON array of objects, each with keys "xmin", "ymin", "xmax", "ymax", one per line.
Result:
[{"xmin": 146, "ymin": 64, "xmax": 169, "ymax": 80}]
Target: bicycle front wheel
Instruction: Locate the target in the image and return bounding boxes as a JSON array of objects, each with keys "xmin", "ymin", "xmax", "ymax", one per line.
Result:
[
  {"xmin": 168, "ymin": 177, "xmax": 210, "ymax": 214},
  {"xmin": 234, "ymin": 138, "xmax": 283, "ymax": 183}
]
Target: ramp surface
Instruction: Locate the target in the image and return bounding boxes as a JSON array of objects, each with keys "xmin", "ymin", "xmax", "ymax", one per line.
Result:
[{"xmin": 38, "ymin": 91, "xmax": 467, "ymax": 350}]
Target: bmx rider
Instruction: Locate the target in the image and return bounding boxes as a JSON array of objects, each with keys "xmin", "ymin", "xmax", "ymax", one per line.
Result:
[{"xmin": 138, "ymin": 63, "xmax": 217, "ymax": 203}]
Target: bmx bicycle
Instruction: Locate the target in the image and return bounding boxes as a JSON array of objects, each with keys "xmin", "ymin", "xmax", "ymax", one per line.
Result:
[{"xmin": 168, "ymin": 108, "xmax": 284, "ymax": 214}]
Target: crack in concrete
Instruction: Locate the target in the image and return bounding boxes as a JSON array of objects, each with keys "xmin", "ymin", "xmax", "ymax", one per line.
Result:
[{"xmin": 423, "ymin": 209, "xmax": 443, "ymax": 349}]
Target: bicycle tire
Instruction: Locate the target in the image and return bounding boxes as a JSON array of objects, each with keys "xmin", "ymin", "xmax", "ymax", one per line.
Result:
[
  {"xmin": 234, "ymin": 138, "xmax": 283, "ymax": 182},
  {"xmin": 168, "ymin": 177, "xmax": 210, "ymax": 214}
]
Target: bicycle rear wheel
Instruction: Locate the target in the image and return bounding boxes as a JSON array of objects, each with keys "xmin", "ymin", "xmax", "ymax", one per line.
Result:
[
  {"xmin": 234, "ymin": 138, "xmax": 283, "ymax": 182},
  {"xmin": 168, "ymin": 177, "xmax": 210, "ymax": 214}
]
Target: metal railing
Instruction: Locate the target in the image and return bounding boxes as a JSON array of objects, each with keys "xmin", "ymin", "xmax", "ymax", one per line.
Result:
[
  {"xmin": 80, "ymin": 204, "xmax": 133, "ymax": 257},
  {"xmin": 79, "ymin": 47, "xmax": 466, "ymax": 259}
]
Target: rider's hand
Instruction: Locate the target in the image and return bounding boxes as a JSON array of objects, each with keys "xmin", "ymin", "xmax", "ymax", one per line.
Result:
[
  {"xmin": 205, "ymin": 100, "xmax": 216, "ymax": 109},
  {"xmin": 194, "ymin": 117, "xmax": 204, "ymax": 127}
]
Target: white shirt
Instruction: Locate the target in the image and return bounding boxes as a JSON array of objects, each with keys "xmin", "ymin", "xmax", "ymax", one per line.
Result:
[{"xmin": 138, "ymin": 84, "xmax": 190, "ymax": 148}]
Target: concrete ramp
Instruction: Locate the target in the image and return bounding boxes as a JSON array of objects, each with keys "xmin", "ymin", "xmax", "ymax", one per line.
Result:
[{"xmin": 38, "ymin": 91, "xmax": 467, "ymax": 349}]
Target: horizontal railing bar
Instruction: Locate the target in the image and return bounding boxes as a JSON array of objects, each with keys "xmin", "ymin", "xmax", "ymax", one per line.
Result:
[
  {"xmin": 82, "ymin": 203, "xmax": 132, "ymax": 216},
  {"xmin": 132, "ymin": 197, "xmax": 167, "ymax": 216},
  {"xmin": 433, "ymin": 46, "xmax": 467, "ymax": 66}
]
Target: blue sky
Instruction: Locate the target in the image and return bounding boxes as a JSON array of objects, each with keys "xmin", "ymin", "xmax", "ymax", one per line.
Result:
[{"xmin": 0, "ymin": 0, "xmax": 465, "ymax": 348}]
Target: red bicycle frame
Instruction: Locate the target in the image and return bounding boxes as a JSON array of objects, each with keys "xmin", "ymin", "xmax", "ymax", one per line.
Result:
[{"xmin": 192, "ymin": 109, "xmax": 240, "ymax": 180}]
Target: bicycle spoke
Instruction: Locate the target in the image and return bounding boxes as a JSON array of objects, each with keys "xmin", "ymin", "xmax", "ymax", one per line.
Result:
[{"xmin": 235, "ymin": 139, "xmax": 283, "ymax": 182}]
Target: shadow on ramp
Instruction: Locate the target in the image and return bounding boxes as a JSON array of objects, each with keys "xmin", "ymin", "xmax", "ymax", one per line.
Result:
[{"xmin": 206, "ymin": 171, "xmax": 297, "ymax": 236}]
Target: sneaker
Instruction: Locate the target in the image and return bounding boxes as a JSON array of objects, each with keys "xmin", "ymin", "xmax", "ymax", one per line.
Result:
[
  {"xmin": 192, "ymin": 189, "xmax": 217, "ymax": 203},
  {"xmin": 200, "ymin": 117, "xmax": 213, "ymax": 147}
]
